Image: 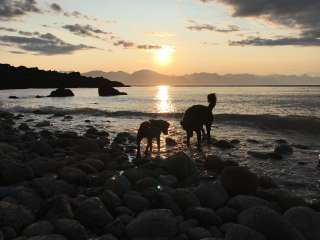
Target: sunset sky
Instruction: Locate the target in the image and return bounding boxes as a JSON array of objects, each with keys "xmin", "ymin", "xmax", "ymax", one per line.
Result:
[{"xmin": 1, "ymin": 0, "xmax": 320, "ymax": 75}]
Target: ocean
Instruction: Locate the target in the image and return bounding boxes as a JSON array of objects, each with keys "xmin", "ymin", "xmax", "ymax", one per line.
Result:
[{"xmin": 1, "ymin": 86, "xmax": 320, "ymax": 199}]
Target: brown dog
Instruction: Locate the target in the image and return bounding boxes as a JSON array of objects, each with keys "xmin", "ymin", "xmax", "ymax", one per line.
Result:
[{"xmin": 136, "ymin": 119, "xmax": 170, "ymax": 157}]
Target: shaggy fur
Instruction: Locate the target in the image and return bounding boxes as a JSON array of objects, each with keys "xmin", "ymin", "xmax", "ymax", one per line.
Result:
[
  {"xmin": 136, "ymin": 119, "xmax": 170, "ymax": 157},
  {"xmin": 181, "ymin": 93, "xmax": 217, "ymax": 149}
]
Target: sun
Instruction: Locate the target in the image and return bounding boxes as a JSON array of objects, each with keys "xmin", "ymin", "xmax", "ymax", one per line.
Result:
[{"xmin": 155, "ymin": 46, "xmax": 174, "ymax": 65}]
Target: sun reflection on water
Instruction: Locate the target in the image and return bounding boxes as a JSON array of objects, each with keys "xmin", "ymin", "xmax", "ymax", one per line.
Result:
[{"xmin": 156, "ymin": 85, "xmax": 173, "ymax": 113}]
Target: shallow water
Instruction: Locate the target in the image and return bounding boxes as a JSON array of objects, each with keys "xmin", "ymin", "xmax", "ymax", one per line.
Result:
[{"xmin": 1, "ymin": 86, "xmax": 320, "ymax": 199}]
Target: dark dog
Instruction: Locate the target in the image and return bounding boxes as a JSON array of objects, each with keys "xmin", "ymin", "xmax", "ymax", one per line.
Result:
[
  {"xmin": 181, "ymin": 93, "xmax": 217, "ymax": 149},
  {"xmin": 136, "ymin": 119, "xmax": 170, "ymax": 157}
]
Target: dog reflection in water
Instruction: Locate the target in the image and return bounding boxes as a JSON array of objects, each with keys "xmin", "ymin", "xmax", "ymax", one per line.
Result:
[{"xmin": 136, "ymin": 119, "xmax": 170, "ymax": 158}]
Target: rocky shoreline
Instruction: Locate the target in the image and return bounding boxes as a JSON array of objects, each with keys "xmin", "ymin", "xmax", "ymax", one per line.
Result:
[{"xmin": 0, "ymin": 110, "xmax": 319, "ymax": 240}]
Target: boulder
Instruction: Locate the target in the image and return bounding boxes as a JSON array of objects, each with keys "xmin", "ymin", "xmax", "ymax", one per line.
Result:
[
  {"xmin": 247, "ymin": 151, "xmax": 282, "ymax": 160},
  {"xmin": 187, "ymin": 227, "xmax": 212, "ymax": 240},
  {"xmin": 221, "ymin": 166, "xmax": 258, "ymax": 196},
  {"xmin": 194, "ymin": 181, "xmax": 229, "ymax": 209},
  {"xmin": 224, "ymin": 223, "xmax": 266, "ymax": 240},
  {"xmin": 75, "ymin": 197, "xmax": 113, "ymax": 230},
  {"xmin": 27, "ymin": 234, "xmax": 67, "ymax": 240},
  {"xmin": 204, "ymin": 155, "xmax": 238, "ymax": 172},
  {"xmin": 54, "ymin": 219, "xmax": 88, "ymax": 240},
  {"xmin": 123, "ymin": 193, "xmax": 150, "ymax": 213},
  {"xmin": 59, "ymin": 167, "xmax": 88, "ymax": 185},
  {"xmin": 0, "ymin": 160, "xmax": 34, "ymax": 185},
  {"xmin": 179, "ymin": 219, "xmax": 199, "ymax": 233},
  {"xmin": 32, "ymin": 177, "xmax": 76, "ymax": 198},
  {"xmin": 23, "ymin": 221, "xmax": 54, "ymax": 237},
  {"xmin": 274, "ymin": 143, "xmax": 293, "ymax": 155},
  {"xmin": 104, "ymin": 219, "xmax": 125, "ymax": 238},
  {"xmin": 238, "ymin": 206, "xmax": 305, "ymax": 240},
  {"xmin": 166, "ymin": 137, "xmax": 178, "ymax": 146},
  {"xmin": 227, "ymin": 195, "xmax": 274, "ymax": 212},
  {"xmin": 49, "ymin": 88, "xmax": 74, "ymax": 97},
  {"xmin": 172, "ymin": 188, "xmax": 200, "ymax": 211},
  {"xmin": 98, "ymin": 86, "xmax": 127, "ymax": 97},
  {"xmin": 216, "ymin": 207, "xmax": 238, "ymax": 223},
  {"xmin": 42, "ymin": 195, "xmax": 74, "ymax": 220},
  {"xmin": 284, "ymin": 207, "xmax": 320, "ymax": 240},
  {"xmin": 105, "ymin": 175, "xmax": 132, "ymax": 197},
  {"xmin": 100, "ymin": 190, "xmax": 122, "ymax": 210},
  {"xmin": 0, "ymin": 201, "xmax": 35, "ymax": 231},
  {"xmin": 135, "ymin": 177, "xmax": 160, "ymax": 192},
  {"xmin": 213, "ymin": 140, "xmax": 234, "ymax": 150},
  {"xmin": 126, "ymin": 209, "xmax": 178, "ymax": 238},
  {"xmin": 165, "ymin": 152, "xmax": 197, "ymax": 180},
  {"xmin": 97, "ymin": 234, "xmax": 118, "ymax": 240},
  {"xmin": 159, "ymin": 175, "xmax": 178, "ymax": 187},
  {"xmin": 35, "ymin": 121, "xmax": 51, "ymax": 127},
  {"xmin": 185, "ymin": 207, "xmax": 222, "ymax": 227}
]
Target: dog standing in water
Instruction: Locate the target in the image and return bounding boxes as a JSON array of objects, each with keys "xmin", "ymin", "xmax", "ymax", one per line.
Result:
[
  {"xmin": 181, "ymin": 93, "xmax": 217, "ymax": 149},
  {"xmin": 136, "ymin": 119, "xmax": 170, "ymax": 157}
]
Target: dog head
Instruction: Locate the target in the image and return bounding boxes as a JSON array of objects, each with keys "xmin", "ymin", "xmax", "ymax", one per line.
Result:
[
  {"xmin": 150, "ymin": 119, "xmax": 170, "ymax": 135},
  {"xmin": 207, "ymin": 93, "xmax": 217, "ymax": 106}
]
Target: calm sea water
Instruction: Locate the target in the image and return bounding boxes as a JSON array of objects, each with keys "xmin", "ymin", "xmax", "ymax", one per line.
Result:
[
  {"xmin": 1, "ymin": 86, "xmax": 320, "ymax": 198},
  {"xmin": 0, "ymin": 86, "xmax": 319, "ymax": 117}
]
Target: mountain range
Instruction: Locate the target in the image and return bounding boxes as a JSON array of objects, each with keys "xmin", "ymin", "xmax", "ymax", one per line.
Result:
[{"xmin": 83, "ymin": 69, "xmax": 320, "ymax": 86}]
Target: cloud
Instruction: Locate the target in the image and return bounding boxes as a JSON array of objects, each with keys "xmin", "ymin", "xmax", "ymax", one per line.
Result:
[
  {"xmin": 0, "ymin": 33, "xmax": 96, "ymax": 55},
  {"xmin": 113, "ymin": 40, "xmax": 162, "ymax": 50},
  {"xmin": 198, "ymin": 0, "xmax": 320, "ymax": 46},
  {"xmin": 62, "ymin": 24, "xmax": 111, "ymax": 38},
  {"xmin": 113, "ymin": 40, "xmax": 135, "ymax": 48},
  {"xmin": 0, "ymin": 0, "xmax": 41, "ymax": 20},
  {"xmin": 187, "ymin": 21, "xmax": 239, "ymax": 33},
  {"xmin": 145, "ymin": 32, "xmax": 175, "ymax": 38},
  {"xmin": 230, "ymin": 37, "xmax": 320, "ymax": 47},
  {"xmin": 50, "ymin": 3, "xmax": 62, "ymax": 12}
]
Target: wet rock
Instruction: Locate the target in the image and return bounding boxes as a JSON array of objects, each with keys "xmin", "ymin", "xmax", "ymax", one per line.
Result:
[
  {"xmin": 98, "ymin": 86, "xmax": 127, "ymax": 97},
  {"xmin": 172, "ymin": 188, "xmax": 200, "ymax": 211},
  {"xmin": 227, "ymin": 195, "xmax": 274, "ymax": 212},
  {"xmin": 105, "ymin": 175, "xmax": 132, "ymax": 197},
  {"xmin": 126, "ymin": 209, "xmax": 178, "ymax": 238},
  {"xmin": 19, "ymin": 123, "xmax": 30, "ymax": 131},
  {"xmin": 204, "ymin": 155, "xmax": 238, "ymax": 173},
  {"xmin": 72, "ymin": 138, "xmax": 102, "ymax": 154},
  {"xmin": 179, "ymin": 219, "xmax": 199, "ymax": 233},
  {"xmin": 274, "ymin": 143, "xmax": 293, "ymax": 155},
  {"xmin": 230, "ymin": 139, "xmax": 240, "ymax": 145},
  {"xmin": 0, "ymin": 160, "xmax": 34, "ymax": 185},
  {"xmin": 1, "ymin": 226, "xmax": 16, "ymax": 240},
  {"xmin": 59, "ymin": 167, "xmax": 88, "ymax": 185},
  {"xmin": 9, "ymin": 96, "xmax": 19, "ymax": 99},
  {"xmin": 35, "ymin": 121, "xmax": 51, "ymax": 127},
  {"xmin": 238, "ymin": 206, "xmax": 305, "ymax": 240},
  {"xmin": 247, "ymin": 151, "xmax": 282, "ymax": 160},
  {"xmin": 221, "ymin": 166, "xmax": 258, "ymax": 196},
  {"xmin": 165, "ymin": 152, "xmax": 197, "ymax": 180},
  {"xmin": 83, "ymin": 158, "xmax": 105, "ymax": 171},
  {"xmin": 213, "ymin": 140, "xmax": 234, "ymax": 150},
  {"xmin": 97, "ymin": 234, "xmax": 118, "ymax": 240},
  {"xmin": 195, "ymin": 181, "xmax": 229, "ymax": 209},
  {"xmin": 0, "ymin": 201, "xmax": 35, "ymax": 231},
  {"xmin": 153, "ymin": 192, "xmax": 182, "ymax": 216},
  {"xmin": 123, "ymin": 193, "xmax": 150, "ymax": 213},
  {"xmin": 23, "ymin": 221, "xmax": 54, "ymax": 237},
  {"xmin": 187, "ymin": 227, "xmax": 212, "ymax": 240},
  {"xmin": 185, "ymin": 207, "xmax": 222, "ymax": 227},
  {"xmin": 159, "ymin": 175, "xmax": 178, "ymax": 187},
  {"xmin": 135, "ymin": 177, "xmax": 160, "ymax": 192},
  {"xmin": 100, "ymin": 190, "xmax": 122, "ymax": 210},
  {"xmin": 75, "ymin": 197, "xmax": 113, "ymax": 230},
  {"xmin": 49, "ymin": 88, "xmax": 74, "ymax": 97},
  {"xmin": 284, "ymin": 207, "xmax": 320, "ymax": 240},
  {"xmin": 103, "ymin": 219, "xmax": 125, "ymax": 238},
  {"xmin": 224, "ymin": 223, "xmax": 266, "ymax": 240},
  {"xmin": 27, "ymin": 234, "xmax": 68, "ymax": 240},
  {"xmin": 32, "ymin": 177, "xmax": 76, "ymax": 198},
  {"xmin": 31, "ymin": 140, "xmax": 54, "ymax": 156},
  {"xmin": 258, "ymin": 175, "xmax": 278, "ymax": 189},
  {"xmin": 256, "ymin": 189, "xmax": 308, "ymax": 211},
  {"xmin": 293, "ymin": 144, "xmax": 310, "ymax": 150},
  {"xmin": 54, "ymin": 219, "xmax": 88, "ymax": 240},
  {"xmin": 42, "ymin": 195, "xmax": 74, "ymax": 220},
  {"xmin": 216, "ymin": 207, "xmax": 238, "ymax": 223},
  {"xmin": 166, "ymin": 137, "xmax": 178, "ymax": 146}
]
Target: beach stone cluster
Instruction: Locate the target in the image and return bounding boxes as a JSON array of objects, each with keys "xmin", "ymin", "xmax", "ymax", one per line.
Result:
[{"xmin": 0, "ymin": 111, "xmax": 319, "ymax": 240}]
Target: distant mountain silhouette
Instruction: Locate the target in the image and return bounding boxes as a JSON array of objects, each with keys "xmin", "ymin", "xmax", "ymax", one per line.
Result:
[
  {"xmin": 0, "ymin": 64, "xmax": 126, "ymax": 90},
  {"xmin": 84, "ymin": 69, "xmax": 320, "ymax": 86}
]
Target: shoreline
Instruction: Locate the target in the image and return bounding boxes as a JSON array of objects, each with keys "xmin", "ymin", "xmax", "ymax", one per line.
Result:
[{"xmin": 0, "ymin": 110, "xmax": 319, "ymax": 239}]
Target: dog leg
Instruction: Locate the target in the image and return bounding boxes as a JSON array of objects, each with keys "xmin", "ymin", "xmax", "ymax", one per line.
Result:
[
  {"xmin": 157, "ymin": 136, "xmax": 160, "ymax": 153},
  {"xmin": 136, "ymin": 137, "xmax": 142, "ymax": 158},
  {"xmin": 187, "ymin": 130, "xmax": 192, "ymax": 147},
  {"xmin": 196, "ymin": 129, "xmax": 202, "ymax": 150},
  {"xmin": 206, "ymin": 123, "xmax": 212, "ymax": 144}
]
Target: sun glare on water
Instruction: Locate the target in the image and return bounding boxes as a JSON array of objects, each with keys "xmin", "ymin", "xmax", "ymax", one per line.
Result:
[
  {"xmin": 156, "ymin": 85, "xmax": 174, "ymax": 113},
  {"xmin": 155, "ymin": 46, "xmax": 174, "ymax": 65}
]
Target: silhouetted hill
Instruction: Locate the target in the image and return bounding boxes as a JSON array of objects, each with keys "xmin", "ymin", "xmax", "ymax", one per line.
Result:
[
  {"xmin": 0, "ymin": 64, "xmax": 126, "ymax": 90},
  {"xmin": 83, "ymin": 69, "xmax": 320, "ymax": 86}
]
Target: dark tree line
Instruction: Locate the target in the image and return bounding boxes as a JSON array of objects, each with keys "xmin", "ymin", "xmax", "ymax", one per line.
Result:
[{"xmin": 0, "ymin": 64, "xmax": 126, "ymax": 89}]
